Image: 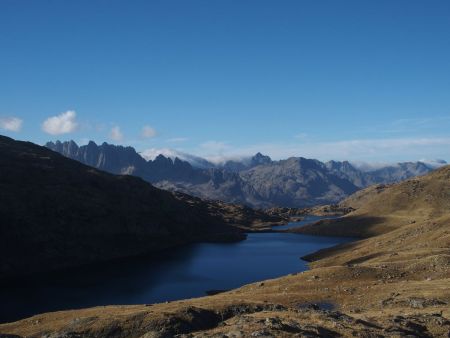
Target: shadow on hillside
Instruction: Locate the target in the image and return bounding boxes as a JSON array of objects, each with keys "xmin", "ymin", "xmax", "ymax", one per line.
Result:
[
  {"xmin": 293, "ymin": 215, "xmax": 387, "ymax": 238},
  {"xmin": 299, "ymin": 215, "xmax": 387, "ymax": 263}
]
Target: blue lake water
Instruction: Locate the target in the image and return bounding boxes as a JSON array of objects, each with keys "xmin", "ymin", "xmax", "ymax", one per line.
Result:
[{"xmin": 0, "ymin": 217, "xmax": 351, "ymax": 324}]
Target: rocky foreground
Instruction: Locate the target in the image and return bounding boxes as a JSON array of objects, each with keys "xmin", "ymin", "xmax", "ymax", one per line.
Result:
[{"xmin": 1, "ymin": 165, "xmax": 449, "ymax": 336}]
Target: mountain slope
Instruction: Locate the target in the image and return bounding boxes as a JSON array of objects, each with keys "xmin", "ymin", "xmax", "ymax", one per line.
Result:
[
  {"xmin": 221, "ymin": 152, "xmax": 273, "ymax": 172},
  {"xmin": 240, "ymin": 157, "xmax": 359, "ymax": 206},
  {"xmin": 296, "ymin": 165, "xmax": 450, "ymax": 238},
  {"xmin": 0, "ymin": 136, "xmax": 281, "ymax": 280}
]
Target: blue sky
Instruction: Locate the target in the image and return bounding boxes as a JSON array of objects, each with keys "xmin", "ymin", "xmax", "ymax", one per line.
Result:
[{"xmin": 1, "ymin": 0, "xmax": 450, "ymax": 163}]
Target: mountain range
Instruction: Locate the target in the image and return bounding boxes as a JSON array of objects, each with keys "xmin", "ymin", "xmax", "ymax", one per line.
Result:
[{"xmin": 46, "ymin": 140, "xmax": 443, "ymax": 208}]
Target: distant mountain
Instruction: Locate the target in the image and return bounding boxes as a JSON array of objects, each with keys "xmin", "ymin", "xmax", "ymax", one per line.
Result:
[
  {"xmin": 240, "ymin": 157, "xmax": 359, "ymax": 206},
  {"xmin": 48, "ymin": 140, "xmax": 148, "ymax": 175},
  {"xmin": 2, "ymin": 135, "xmax": 285, "ymax": 280},
  {"xmin": 325, "ymin": 160, "xmax": 434, "ymax": 188},
  {"xmin": 220, "ymin": 152, "xmax": 273, "ymax": 172},
  {"xmin": 325, "ymin": 160, "xmax": 370, "ymax": 188},
  {"xmin": 46, "ymin": 140, "xmax": 439, "ymax": 208},
  {"xmin": 47, "ymin": 140, "xmax": 202, "ymax": 182},
  {"xmin": 46, "ymin": 140, "xmax": 256, "ymax": 205},
  {"xmin": 141, "ymin": 148, "xmax": 216, "ymax": 169},
  {"xmin": 423, "ymin": 159, "xmax": 448, "ymax": 168},
  {"xmin": 367, "ymin": 161, "xmax": 433, "ymax": 184}
]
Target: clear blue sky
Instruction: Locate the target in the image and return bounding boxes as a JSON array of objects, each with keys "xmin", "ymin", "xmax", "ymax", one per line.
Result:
[{"xmin": 1, "ymin": 0, "xmax": 449, "ymax": 162}]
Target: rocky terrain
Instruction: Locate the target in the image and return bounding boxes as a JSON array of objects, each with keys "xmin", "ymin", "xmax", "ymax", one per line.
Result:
[
  {"xmin": 2, "ymin": 160, "xmax": 449, "ymax": 336},
  {"xmin": 46, "ymin": 140, "xmax": 439, "ymax": 208},
  {"xmin": 0, "ymin": 136, "xmax": 282, "ymax": 281}
]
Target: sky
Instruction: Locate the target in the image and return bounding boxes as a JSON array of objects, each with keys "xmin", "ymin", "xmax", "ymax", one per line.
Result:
[{"xmin": 1, "ymin": 0, "xmax": 450, "ymax": 163}]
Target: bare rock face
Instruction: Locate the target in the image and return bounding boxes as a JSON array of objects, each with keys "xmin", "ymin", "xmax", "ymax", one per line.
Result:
[
  {"xmin": 1, "ymin": 136, "xmax": 286, "ymax": 280},
  {"xmin": 239, "ymin": 157, "xmax": 359, "ymax": 207}
]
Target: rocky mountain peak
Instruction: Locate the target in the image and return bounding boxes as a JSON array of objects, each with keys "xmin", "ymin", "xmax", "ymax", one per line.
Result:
[
  {"xmin": 250, "ymin": 152, "xmax": 272, "ymax": 166},
  {"xmin": 154, "ymin": 154, "xmax": 173, "ymax": 165}
]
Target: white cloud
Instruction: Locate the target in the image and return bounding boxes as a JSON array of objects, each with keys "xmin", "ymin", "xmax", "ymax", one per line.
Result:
[
  {"xmin": 42, "ymin": 110, "xmax": 78, "ymax": 135},
  {"xmin": 110, "ymin": 126, "xmax": 124, "ymax": 142},
  {"xmin": 418, "ymin": 158, "xmax": 448, "ymax": 168},
  {"xmin": 192, "ymin": 137, "xmax": 450, "ymax": 164},
  {"xmin": 310, "ymin": 137, "xmax": 450, "ymax": 158},
  {"xmin": 141, "ymin": 125, "xmax": 157, "ymax": 138},
  {"xmin": 140, "ymin": 148, "xmax": 176, "ymax": 161},
  {"xmin": 140, "ymin": 147, "xmax": 214, "ymax": 168},
  {"xmin": 349, "ymin": 161, "xmax": 397, "ymax": 171},
  {"xmin": 197, "ymin": 141, "xmax": 234, "ymax": 163},
  {"xmin": 0, "ymin": 117, "xmax": 23, "ymax": 132}
]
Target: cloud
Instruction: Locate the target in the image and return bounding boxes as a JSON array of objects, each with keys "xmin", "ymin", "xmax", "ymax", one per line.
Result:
[
  {"xmin": 313, "ymin": 137, "xmax": 450, "ymax": 157},
  {"xmin": 110, "ymin": 126, "xmax": 124, "ymax": 142},
  {"xmin": 349, "ymin": 161, "xmax": 397, "ymax": 171},
  {"xmin": 141, "ymin": 125, "xmax": 157, "ymax": 138},
  {"xmin": 293, "ymin": 137, "xmax": 450, "ymax": 161},
  {"xmin": 42, "ymin": 110, "xmax": 78, "ymax": 135},
  {"xmin": 0, "ymin": 117, "xmax": 23, "ymax": 132},
  {"xmin": 193, "ymin": 137, "xmax": 450, "ymax": 163},
  {"xmin": 418, "ymin": 158, "xmax": 448, "ymax": 168},
  {"xmin": 140, "ymin": 148, "xmax": 214, "ymax": 168}
]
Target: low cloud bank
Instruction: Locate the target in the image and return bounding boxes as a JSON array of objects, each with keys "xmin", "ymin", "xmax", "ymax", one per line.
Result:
[{"xmin": 193, "ymin": 137, "xmax": 450, "ymax": 164}]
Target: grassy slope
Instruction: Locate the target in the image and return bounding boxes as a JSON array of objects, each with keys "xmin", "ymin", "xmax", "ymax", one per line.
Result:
[
  {"xmin": 295, "ymin": 166, "xmax": 450, "ymax": 238},
  {"xmin": 1, "ymin": 166, "xmax": 450, "ymax": 337}
]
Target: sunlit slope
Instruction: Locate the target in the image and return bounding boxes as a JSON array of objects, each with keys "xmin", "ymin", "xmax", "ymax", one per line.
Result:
[{"xmin": 296, "ymin": 165, "xmax": 450, "ymax": 237}]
